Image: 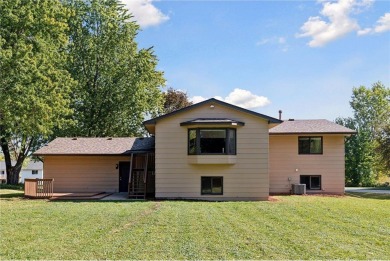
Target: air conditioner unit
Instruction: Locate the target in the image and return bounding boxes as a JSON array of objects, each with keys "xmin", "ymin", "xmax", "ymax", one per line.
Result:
[{"xmin": 292, "ymin": 184, "xmax": 306, "ymax": 195}]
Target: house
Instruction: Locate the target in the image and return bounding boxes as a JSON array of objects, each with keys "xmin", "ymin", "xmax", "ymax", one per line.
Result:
[
  {"xmin": 0, "ymin": 160, "xmax": 43, "ymax": 183},
  {"xmin": 33, "ymin": 98, "xmax": 356, "ymax": 200}
]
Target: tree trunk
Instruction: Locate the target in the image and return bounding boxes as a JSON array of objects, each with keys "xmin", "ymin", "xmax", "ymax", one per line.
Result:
[
  {"xmin": 6, "ymin": 165, "xmax": 22, "ymax": 184},
  {"xmin": 0, "ymin": 137, "xmax": 24, "ymax": 185}
]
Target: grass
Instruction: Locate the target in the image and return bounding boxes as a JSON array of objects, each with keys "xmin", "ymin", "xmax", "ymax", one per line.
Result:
[
  {"xmin": 345, "ymin": 191, "xmax": 390, "ymax": 200},
  {"xmin": 0, "ymin": 191, "xmax": 389, "ymax": 260}
]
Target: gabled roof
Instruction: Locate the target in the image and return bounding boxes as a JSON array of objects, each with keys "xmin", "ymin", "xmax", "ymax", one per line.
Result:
[
  {"xmin": 269, "ymin": 119, "xmax": 357, "ymax": 135},
  {"xmin": 33, "ymin": 137, "xmax": 155, "ymax": 156},
  {"xmin": 144, "ymin": 98, "xmax": 282, "ymax": 132}
]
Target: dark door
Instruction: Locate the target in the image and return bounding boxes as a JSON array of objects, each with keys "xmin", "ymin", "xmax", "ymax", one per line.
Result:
[{"xmin": 119, "ymin": 161, "xmax": 130, "ymax": 192}]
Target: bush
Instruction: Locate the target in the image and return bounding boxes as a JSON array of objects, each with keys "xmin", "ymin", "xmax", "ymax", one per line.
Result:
[{"xmin": 0, "ymin": 183, "xmax": 24, "ymax": 190}]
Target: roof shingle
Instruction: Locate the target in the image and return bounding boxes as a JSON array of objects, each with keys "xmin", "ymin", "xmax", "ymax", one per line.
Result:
[
  {"xmin": 269, "ymin": 119, "xmax": 356, "ymax": 134},
  {"xmin": 33, "ymin": 137, "xmax": 155, "ymax": 156}
]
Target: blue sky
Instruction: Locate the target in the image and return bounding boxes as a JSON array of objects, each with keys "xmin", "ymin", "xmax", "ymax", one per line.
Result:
[{"xmin": 124, "ymin": 0, "xmax": 389, "ymax": 121}]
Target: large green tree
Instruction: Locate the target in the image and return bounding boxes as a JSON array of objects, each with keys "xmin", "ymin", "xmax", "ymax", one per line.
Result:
[
  {"xmin": 336, "ymin": 82, "xmax": 390, "ymax": 186},
  {"xmin": 0, "ymin": 0, "xmax": 75, "ymax": 184},
  {"xmin": 62, "ymin": 0, "xmax": 165, "ymax": 137}
]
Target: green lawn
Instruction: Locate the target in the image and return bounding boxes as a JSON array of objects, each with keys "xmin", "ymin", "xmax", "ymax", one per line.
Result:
[{"xmin": 0, "ymin": 191, "xmax": 389, "ymax": 260}]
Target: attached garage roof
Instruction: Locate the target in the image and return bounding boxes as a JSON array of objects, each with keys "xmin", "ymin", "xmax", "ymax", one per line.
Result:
[
  {"xmin": 269, "ymin": 119, "xmax": 357, "ymax": 135},
  {"xmin": 33, "ymin": 137, "xmax": 155, "ymax": 156}
]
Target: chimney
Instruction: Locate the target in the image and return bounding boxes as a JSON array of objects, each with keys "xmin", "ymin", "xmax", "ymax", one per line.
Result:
[{"xmin": 278, "ymin": 110, "xmax": 282, "ymax": 120}]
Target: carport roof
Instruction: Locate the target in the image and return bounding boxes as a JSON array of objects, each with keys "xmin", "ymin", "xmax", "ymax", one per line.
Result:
[{"xmin": 33, "ymin": 137, "xmax": 155, "ymax": 156}]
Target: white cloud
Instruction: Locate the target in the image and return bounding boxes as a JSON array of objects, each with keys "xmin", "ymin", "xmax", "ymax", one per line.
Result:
[
  {"xmin": 358, "ymin": 13, "xmax": 390, "ymax": 35},
  {"xmin": 190, "ymin": 88, "xmax": 271, "ymax": 109},
  {"xmin": 122, "ymin": 0, "xmax": 169, "ymax": 28},
  {"xmin": 190, "ymin": 96, "xmax": 207, "ymax": 104},
  {"xmin": 296, "ymin": 0, "xmax": 372, "ymax": 47},
  {"xmin": 256, "ymin": 36, "xmax": 289, "ymax": 51}
]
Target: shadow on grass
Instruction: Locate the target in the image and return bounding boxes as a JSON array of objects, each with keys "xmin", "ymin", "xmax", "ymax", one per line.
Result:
[
  {"xmin": 0, "ymin": 192, "xmax": 24, "ymax": 199},
  {"xmin": 345, "ymin": 192, "xmax": 390, "ymax": 200}
]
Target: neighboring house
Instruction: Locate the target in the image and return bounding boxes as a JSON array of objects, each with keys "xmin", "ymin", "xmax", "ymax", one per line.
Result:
[
  {"xmin": 0, "ymin": 160, "xmax": 43, "ymax": 183},
  {"xmin": 34, "ymin": 98, "xmax": 356, "ymax": 200}
]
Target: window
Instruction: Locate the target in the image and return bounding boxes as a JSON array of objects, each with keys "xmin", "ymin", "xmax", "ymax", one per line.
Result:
[
  {"xmin": 201, "ymin": 177, "xmax": 223, "ymax": 195},
  {"xmin": 0, "ymin": 170, "xmax": 4, "ymax": 175},
  {"xmin": 300, "ymin": 175, "xmax": 321, "ymax": 190},
  {"xmin": 188, "ymin": 128, "xmax": 236, "ymax": 155},
  {"xmin": 32, "ymin": 170, "xmax": 38, "ymax": 175},
  {"xmin": 298, "ymin": 137, "xmax": 323, "ymax": 154}
]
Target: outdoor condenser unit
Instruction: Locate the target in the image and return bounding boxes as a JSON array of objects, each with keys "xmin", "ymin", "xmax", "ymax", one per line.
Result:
[{"xmin": 292, "ymin": 184, "xmax": 306, "ymax": 195}]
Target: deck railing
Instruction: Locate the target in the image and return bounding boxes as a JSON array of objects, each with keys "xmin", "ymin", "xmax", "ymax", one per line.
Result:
[{"xmin": 24, "ymin": 179, "xmax": 54, "ymax": 198}]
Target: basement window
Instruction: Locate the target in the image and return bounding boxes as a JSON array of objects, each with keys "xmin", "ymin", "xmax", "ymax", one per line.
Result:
[
  {"xmin": 300, "ymin": 175, "xmax": 321, "ymax": 190},
  {"xmin": 201, "ymin": 177, "xmax": 223, "ymax": 195}
]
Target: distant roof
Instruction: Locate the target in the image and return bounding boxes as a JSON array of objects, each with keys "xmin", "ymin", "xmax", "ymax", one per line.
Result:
[
  {"xmin": 269, "ymin": 119, "xmax": 357, "ymax": 135},
  {"xmin": 180, "ymin": 118, "xmax": 245, "ymax": 126},
  {"xmin": 33, "ymin": 137, "xmax": 155, "ymax": 156},
  {"xmin": 0, "ymin": 160, "xmax": 43, "ymax": 170}
]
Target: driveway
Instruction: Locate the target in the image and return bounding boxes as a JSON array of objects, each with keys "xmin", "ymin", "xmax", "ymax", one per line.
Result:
[{"xmin": 345, "ymin": 187, "xmax": 390, "ymax": 194}]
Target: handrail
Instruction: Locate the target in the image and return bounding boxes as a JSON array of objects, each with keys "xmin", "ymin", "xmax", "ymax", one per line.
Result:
[{"xmin": 24, "ymin": 179, "xmax": 54, "ymax": 198}]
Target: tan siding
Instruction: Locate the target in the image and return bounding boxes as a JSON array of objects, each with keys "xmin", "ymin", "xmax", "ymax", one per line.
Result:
[
  {"xmin": 155, "ymin": 102, "xmax": 269, "ymax": 200},
  {"xmin": 269, "ymin": 135, "xmax": 345, "ymax": 194},
  {"xmin": 43, "ymin": 156, "xmax": 131, "ymax": 192}
]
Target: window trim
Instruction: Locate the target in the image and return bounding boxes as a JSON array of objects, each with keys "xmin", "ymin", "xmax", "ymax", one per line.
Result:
[
  {"xmin": 298, "ymin": 136, "xmax": 323, "ymax": 155},
  {"xmin": 201, "ymin": 176, "xmax": 223, "ymax": 195},
  {"xmin": 188, "ymin": 128, "xmax": 237, "ymax": 155},
  {"xmin": 300, "ymin": 175, "xmax": 322, "ymax": 190}
]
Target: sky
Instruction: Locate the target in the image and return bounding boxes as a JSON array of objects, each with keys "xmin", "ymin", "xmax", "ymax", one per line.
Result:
[{"xmin": 123, "ymin": 0, "xmax": 389, "ymax": 121}]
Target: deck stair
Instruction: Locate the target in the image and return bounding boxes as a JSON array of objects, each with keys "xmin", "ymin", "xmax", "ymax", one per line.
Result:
[{"xmin": 128, "ymin": 154, "xmax": 151, "ymax": 199}]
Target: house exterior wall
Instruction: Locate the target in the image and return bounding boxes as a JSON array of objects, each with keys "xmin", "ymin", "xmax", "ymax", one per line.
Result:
[
  {"xmin": 0, "ymin": 161, "xmax": 43, "ymax": 183},
  {"xmin": 269, "ymin": 135, "xmax": 345, "ymax": 194},
  {"xmin": 20, "ymin": 169, "xmax": 43, "ymax": 183},
  {"xmin": 43, "ymin": 156, "xmax": 130, "ymax": 192},
  {"xmin": 154, "ymin": 103, "xmax": 270, "ymax": 200}
]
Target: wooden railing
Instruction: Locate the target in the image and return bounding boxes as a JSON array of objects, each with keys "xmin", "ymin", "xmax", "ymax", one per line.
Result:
[{"xmin": 24, "ymin": 179, "xmax": 54, "ymax": 198}]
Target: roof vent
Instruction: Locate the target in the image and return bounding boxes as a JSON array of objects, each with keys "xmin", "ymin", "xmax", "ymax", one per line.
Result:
[
  {"xmin": 288, "ymin": 119, "xmax": 295, "ymax": 121},
  {"xmin": 107, "ymin": 137, "xmax": 112, "ymax": 140},
  {"xmin": 72, "ymin": 137, "xmax": 77, "ymax": 140}
]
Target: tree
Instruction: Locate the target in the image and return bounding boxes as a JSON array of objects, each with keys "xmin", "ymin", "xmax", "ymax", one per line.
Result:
[
  {"xmin": 336, "ymin": 82, "xmax": 390, "ymax": 186},
  {"xmin": 163, "ymin": 88, "xmax": 193, "ymax": 114},
  {"xmin": 377, "ymin": 125, "xmax": 390, "ymax": 171},
  {"xmin": 62, "ymin": 0, "xmax": 165, "ymax": 137},
  {"xmin": 350, "ymin": 82, "xmax": 390, "ymax": 141},
  {"xmin": 335, "ymin": 117, "xmax": 377, "ymax": 186},
  {"xmin": 0, "ymin": 0, "xmax": 75, "ymax": 184}
]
